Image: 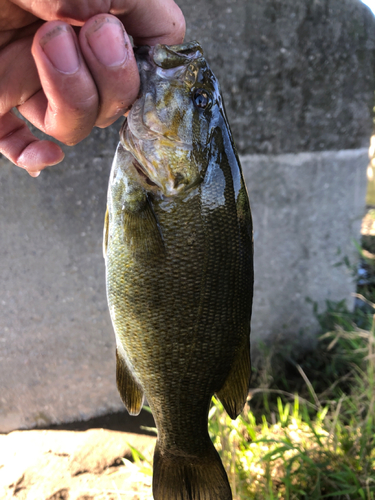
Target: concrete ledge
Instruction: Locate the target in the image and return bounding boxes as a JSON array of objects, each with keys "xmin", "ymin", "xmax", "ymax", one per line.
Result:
[{"xmin": 0, "ymin": 148, "xmax": 368, "ymax": 432}]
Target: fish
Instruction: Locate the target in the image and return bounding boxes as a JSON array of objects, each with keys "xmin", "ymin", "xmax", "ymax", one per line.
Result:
[{"xmin": 103, "ymin": 41, "xmax": 253, "ymax": 500}]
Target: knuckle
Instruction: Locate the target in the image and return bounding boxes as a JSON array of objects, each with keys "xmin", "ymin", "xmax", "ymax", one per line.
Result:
[
  {"xmin": 63, "ymin": 136, "xmax": 81, "ymax": 146},
  {"xmin": 45, "ymin": 92, "xmax": 98, "ymax": 144},
  {"xmin": 59, "ymin": 127, "xmax": 90, "ymax": 146}
]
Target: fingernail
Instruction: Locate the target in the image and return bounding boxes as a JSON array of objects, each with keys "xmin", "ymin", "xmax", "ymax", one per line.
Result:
[
  {"xmin": 40, "ymin": 25, "xmax": 80, "ymax": 74},
  {"xmin": 27, "ymin": 170, "xmax": 41, "ymax": 178},
  {"xmin": 86, "ymin": 17, "xmax": 127, "ymax": 67}
]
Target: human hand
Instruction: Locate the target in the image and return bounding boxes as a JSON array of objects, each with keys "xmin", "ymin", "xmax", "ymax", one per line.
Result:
[{"xmin": 0, "ymin": 0, "xmax": 185, "ymax": 176}]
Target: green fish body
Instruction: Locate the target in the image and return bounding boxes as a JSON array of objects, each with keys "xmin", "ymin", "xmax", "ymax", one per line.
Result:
[{"xmin": 104, "ymin": 42, "xmax": 253, "ymax": 500}]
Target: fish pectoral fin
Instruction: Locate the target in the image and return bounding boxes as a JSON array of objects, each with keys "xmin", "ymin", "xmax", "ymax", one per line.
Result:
[
  {"xmin": 123, "ymin": 194, "xmax": 165, "ymax": 260},
  {"xmin": 215, "ymin": 335, "xmax": 251, "ymax": 420},
  {"xmin": 116, "ymin": 346, "xmax": 144, "ymax": 416},
  {"xmin": 103, "ymin": 206, "xmax": 109, "ymax": 259}
]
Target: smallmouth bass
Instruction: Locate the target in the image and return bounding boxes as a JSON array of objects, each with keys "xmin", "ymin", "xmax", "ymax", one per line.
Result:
[{"xmin": 104, "ymin": 41, "xmax": 253, "ymax": 500}]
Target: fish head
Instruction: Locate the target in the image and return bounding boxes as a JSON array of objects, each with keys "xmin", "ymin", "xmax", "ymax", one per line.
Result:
[{"xmin": 120, "ymin": 42, "xmax": 223, "ymax": 197}]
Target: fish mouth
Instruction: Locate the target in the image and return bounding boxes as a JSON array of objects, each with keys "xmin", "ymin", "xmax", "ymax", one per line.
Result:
[
  {"xmin": 118, "ymin": 42, "xmax": 206, "ymax": 197},
  {"xmin": 120, "ymin": 118, "xmax": 156, "ymax": 186},
  {"xmin": 133, "ymin": 42, "xmax": 204, "ymax": 110},
  {"xmin": 124, "ymin": 42, "xmax": 206, "ymax": 150},
  {"xmin": 134, "ymin": 42, "xmax": 203, "ymax": 71},
  {"xmin": 124, "ymin": 45, "xmax": 197, "ymax": 147}
]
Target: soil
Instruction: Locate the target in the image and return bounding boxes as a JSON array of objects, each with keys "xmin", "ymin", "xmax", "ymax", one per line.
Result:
[{"xmin": 0, "ymin": 427, "xmax": 156, "ymax": 500}]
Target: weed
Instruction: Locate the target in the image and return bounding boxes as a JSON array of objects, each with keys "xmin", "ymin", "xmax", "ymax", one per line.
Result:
[{"xmin": 208, "ymin": 308, "xmax": 375, "ymax": 500}]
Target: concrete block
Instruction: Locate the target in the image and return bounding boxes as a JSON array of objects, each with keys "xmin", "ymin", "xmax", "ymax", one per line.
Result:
[
  {"xmin": 0, "ymin": 140, "xmax": 121, "ymax": 433},
  {"xmin": 244, "ymin": 149, "xmax": 368, "ymax": 349}
]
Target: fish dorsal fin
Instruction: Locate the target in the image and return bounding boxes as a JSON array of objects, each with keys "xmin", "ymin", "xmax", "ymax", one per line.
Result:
[
  {"xmin": 215, "ymin": 335, "xmax": 251, "ymax": 420},
  {"xmin": 116, "ymin": 345, "xmax": 144, "ymax": 416}
]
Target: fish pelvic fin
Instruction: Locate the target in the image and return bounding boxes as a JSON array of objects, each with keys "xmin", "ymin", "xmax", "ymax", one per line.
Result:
[
  {"xmin": 153, "ymin": 439, "xmax": 232, "ymax": 500},
  {"xmin": 116, "ymin": 346, "xmax": 144, "ymax": 416},
  {"xmin": 215, "ymin": 335, "xmax": 251, "ymax": 420}
]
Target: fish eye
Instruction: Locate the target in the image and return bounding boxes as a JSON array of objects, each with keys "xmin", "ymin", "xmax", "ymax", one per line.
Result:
[{"xmin": 193, "ymin": 89, "xmax": 211, "ymax": 109}]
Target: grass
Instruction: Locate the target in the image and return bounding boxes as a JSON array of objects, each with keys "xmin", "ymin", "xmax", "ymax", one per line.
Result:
[
  {"xmin": 208, "ymin": 301, "xmax": 375, "ymax": 499},
  {"xmin": 129, "ymin": 237, "xmax": 375, "ymax": 499}
]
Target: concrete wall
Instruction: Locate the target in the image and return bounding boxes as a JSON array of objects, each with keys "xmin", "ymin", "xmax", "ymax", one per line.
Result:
[{"xmin": 0, "ymin": 0, "xmax": 374, "ymax": 431}]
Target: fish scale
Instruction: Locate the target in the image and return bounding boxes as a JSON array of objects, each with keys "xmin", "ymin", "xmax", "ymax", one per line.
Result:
[{"xmin": 104, "ymin": 42, "xmax": 253, "ymax": 500}]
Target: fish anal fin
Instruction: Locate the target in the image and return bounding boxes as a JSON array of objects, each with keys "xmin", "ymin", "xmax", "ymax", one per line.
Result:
[
  {"xmin": 215, "ymin": 335, "xmax": 251, "ymax": 420},
  {"xmin": 116, "ymin": 346, "xmax": 144, "ymax": 416},
  {"xmin": 103, "ymin": 206, "xmax": 109, "ymax": 259}
]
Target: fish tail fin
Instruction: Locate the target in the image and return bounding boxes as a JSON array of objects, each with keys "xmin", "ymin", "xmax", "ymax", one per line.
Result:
[{"xmin": 152, "ymin": 439, "xmax": 232, "ymax": 500}]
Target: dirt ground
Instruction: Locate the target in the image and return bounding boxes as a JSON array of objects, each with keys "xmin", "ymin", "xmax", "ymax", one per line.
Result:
[{"xmin": 0, "ymin": 428, "xmax": 156, "ymax": 500}]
